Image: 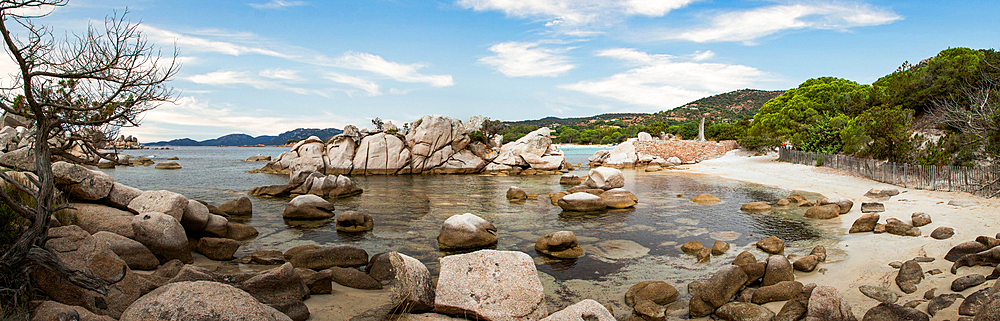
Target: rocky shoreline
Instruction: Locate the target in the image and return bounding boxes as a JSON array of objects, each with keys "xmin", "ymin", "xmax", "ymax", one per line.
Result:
[{"xmin": 15, "ymin": 124, "xmax": 1000, "ymax": 320}]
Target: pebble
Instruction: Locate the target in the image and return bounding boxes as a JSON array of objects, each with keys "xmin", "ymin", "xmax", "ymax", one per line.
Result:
[{"xmin": 889, "ymin": 261, "xmax": 903, "ymax": 269}]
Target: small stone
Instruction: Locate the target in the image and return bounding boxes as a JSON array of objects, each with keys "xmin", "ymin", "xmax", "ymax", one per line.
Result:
[
  {"xmin": 696, "ymin": 248, "xmax": 711, "ymax": 263},
  {"xmin": 712, "ymin": 240, "xmax": 730, "ymax": 255},
  {"xmin": 756, "ymin": 236, "xmax": 784, "ymax": 254},
  {"xmin": 951, "ymin": 274, "xmax": 986, "ymax": 292},
  {"xmin": 252, "ymin": 250, "xmax": 286, "ymax": 265},
  {"xmin": 861, "ymin": 202, "xmax": 885, "ymax": 213},
  {"xmin": 690, "ymin": 193, "xmax": 721, "ymax": 204},
  {"xmin": 793, "ymin": 255, "xmax": 820, "ymax": 272},
  {"xmin": 681, "ymin": 240, "xmax": 705, "ymax": 255},
  {"xmin": 810, "ymin": 245, "xmax": 827, "ymax": 262},
  {"xmin": 874, "ymin": 223, "xmax": 886, "ymax": 233},
  {"xmin": 928, "ymin": 269, "xmax": 943, "ymax": 275},
  {"xmin": 924, "ymin": 288, "xmax": 936, "ymax": 300},
  {"xmin": 506, "ymin": 186, "xmax": 527, "ymax": 201},
  {"xmin": 911, "ymin": 212, "xmax": 932, "ymax": 227},
  {"xmin": 927, "ymin": 293, "xmax": 964, "ymax": 316},
  {"xmin": 913, "ymin": 256, "xmax": 934, "ymax": 263},
  {"xmin": 895, "ymin": 260, "xmax": 923, "ymax": 294},
  {"xmin": 860, "ymin": 285, "xmax": 899, "ymax": 304},
  {"xmin": 850, "ymin": 213, "xmax": 880, "ymax": 233},
  {"xmin": 889, "ymin": 261, "xmax": 903, "ymax": 269},
  {"xmin": 741, "ymin": 201, "xmax": 772, "ymax": 212}
]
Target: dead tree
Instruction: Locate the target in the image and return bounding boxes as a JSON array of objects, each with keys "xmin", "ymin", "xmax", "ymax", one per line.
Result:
[{"xmin": 0, "ymin": 0, "xmax": 178, "ymax": 311}]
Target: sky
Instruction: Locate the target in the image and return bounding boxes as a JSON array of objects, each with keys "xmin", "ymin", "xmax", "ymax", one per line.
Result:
[{"xmin": 2, "ymin": 0, "xmax": 998, "ymax": 141}]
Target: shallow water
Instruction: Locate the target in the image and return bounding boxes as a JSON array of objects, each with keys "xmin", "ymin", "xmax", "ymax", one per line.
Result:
[{"xmin": 100, "ymin": 146, "xmax": 839, "ymax": 316}]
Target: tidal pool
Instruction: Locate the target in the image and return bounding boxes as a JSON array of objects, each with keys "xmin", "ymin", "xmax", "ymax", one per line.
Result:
[{"xmin": 101, "ymin": 146, "xmax": 840, "ymax": 317}]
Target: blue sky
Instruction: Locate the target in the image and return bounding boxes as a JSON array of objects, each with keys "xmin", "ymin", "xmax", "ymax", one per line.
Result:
[{"xmin": 5, "ymin": 0, "xmax": 997, "ymax": 141}]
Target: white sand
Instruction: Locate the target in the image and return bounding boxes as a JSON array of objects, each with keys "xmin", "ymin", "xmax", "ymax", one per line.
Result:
[{"xmin": 685, "ymin": 151, "xmax": 1000, "ymax": 319}]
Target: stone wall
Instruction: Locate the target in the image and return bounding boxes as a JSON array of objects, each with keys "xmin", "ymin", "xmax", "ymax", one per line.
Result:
[{"xmin": 633, "ymin": 140, "xmax": 738, "ymax": 163}]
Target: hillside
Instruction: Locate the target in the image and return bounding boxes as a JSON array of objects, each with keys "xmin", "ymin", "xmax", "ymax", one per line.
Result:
[
  {"xmin": 146, "ymin": 128, "xmax": 343, "ymax": 146},
  {"xmin": 503, "ymin": 89, "xmax": 784, "ymax": 128}
]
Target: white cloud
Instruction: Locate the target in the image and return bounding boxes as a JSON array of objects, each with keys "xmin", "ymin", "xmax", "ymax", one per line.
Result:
[
  {"xmin": 560, "ymin": 48, "xmax": 766, "ymax": 109},
  {"xmin": 333, "ymin": 51, "xmax": 454, "ymax": 87},
  {"xmin": 478, "ymin": 41, "xmax": 575, "ymax": 77},
  {"xmin": 457, "ymin": 0, "xmax": 697, "ymax": 28},
  {"xmin": 325, "ymin": 72, "xmax": 381, "ymax": 96},
  {"xmin": 249, "ymin": 0, "xmax": 308, "ymax": 9},
  {"xmin": 259, "ymin": 68, "xmax": 302, "ymax": 81},
  {"xmin": 187, "ymin": 70, "xmax": 327, "ymax": 96},
  {"xmin": 120, "ymin": 96, "xmax": 353, "ymax": 141},
  {"xmin": 669, "ymin": 3, "xmax": 902, "ymax": 44},
  {"xmin": 142, "ymin": 25, "xmax": 293, "ymax": 58}
]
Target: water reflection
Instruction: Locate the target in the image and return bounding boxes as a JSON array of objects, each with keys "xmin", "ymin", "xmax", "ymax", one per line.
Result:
[{"xmin": 100, "ymin": 147, "xmax": 837, "ymax": 315}]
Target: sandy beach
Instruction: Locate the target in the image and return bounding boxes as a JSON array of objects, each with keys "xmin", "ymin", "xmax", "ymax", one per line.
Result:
[{"xmin": 685, "ymin": 150, "xmax": 1000, "ymax": 319}]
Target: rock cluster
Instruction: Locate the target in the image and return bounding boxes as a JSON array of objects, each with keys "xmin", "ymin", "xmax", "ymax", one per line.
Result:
[
  {"xmin": 551, "ymin": 167, "xmax": 641, "ymax": 212},
  {"xmin": 255, "ymin": 115, "xmax": 568, "ymax": 176}
]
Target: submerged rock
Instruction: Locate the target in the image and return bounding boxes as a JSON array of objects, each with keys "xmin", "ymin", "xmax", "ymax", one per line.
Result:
[{"xmin": 534, "ymin": 231, "xmax": 584, "ymax": 259}]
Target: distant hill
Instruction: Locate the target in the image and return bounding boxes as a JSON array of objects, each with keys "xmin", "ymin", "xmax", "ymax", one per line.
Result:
[
  {"xmin": 146, "ymin": 128, "xmax": 343, "ymax": 146},
  {"xmin": 503, "ymin": 89, "xmax": 785, "ymax": 127}
]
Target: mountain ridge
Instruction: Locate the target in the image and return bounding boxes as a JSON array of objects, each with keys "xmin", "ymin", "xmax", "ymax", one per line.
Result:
[{"xmin": 145, "ymin": 128, "xmax": 343, "ymax": 146}]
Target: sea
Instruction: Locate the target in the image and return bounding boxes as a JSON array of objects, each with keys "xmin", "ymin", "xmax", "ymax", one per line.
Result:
[{"xmin": 97, "ymin": 145, "xmax": 839, "ymax": 313}]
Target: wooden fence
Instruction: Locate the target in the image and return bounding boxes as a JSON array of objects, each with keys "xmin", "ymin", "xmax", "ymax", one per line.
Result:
[{"xmin": 778, "ymin": 147, "xmax": 1000, "ymax": 198}]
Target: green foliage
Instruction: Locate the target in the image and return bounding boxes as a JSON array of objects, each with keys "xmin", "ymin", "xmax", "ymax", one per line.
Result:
[
  {"xmin": 748, "ymin": 77, "xmax": 870, "ymax": 147},
  {"xmin": 874, "ymin": 47, "xmax": 988, "ymax": 114},
  {"xmin": 790, "ymin": 114, "xmax": 849, "ymax": 153},
  {"xmin": 468, "ymin": 131, "xmax": 487, "ymax": 144},
  {"xmin": 841, "ymin": 106, "xmax": 917, "ymax": 162},
  {"xmin": 815, "ymin": 156, "xmax": 824, "ymax": 167},
  {"xmin": 557, "ymin": 128, "xmax": 579, "ymax": 144}
]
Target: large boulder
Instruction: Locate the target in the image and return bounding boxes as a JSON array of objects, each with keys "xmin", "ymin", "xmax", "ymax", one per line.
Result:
[
  {"xmin": 806, "ymin": 285, "xmax": 856, "ymax": 321},
  {"xmin": 895, "ymin": 260, "xmax": 923, "ymax": 294},
  {"xmin": 805, "ymin": 204, "xmax": 841, "ymax": 219},
  {"xmin": 584, "ymin": 167, "xmax": 625, "ymax": 190},
  {"xmin": 753, "ymin": 281, "xmax": 803, "ymax": 304},
  {"xmin": 181, "ymin": 199, "xmax": 211, "ymax": 231},
  {"xmin": 715, "ymin": 302, "xmax": 776, "ymax": 321},
  {"xmin": 353, "ymin": 133, "xmax": 411, "ymax": 175},
  {"xmin": 218, "ymin": 196, "xmax": 253, "ymax": 217},
  {"xmin": 521, "ymin": 153, "xmax": 564, "ymax": 171},
  {"xmin": 850, "ymin": 213, "xmax": 880, "ymax": 233},
  {"xmin": 600, "ymin": 188, "xmax": 638, "ymax": 209},
  {"xmin": 92, "ymin": 231, "xmax": 158, "ymax": 270},
  {"xmin": 127, "ymin": 190, "xmax": 189, "ymax": 221},
  {"xmin": 131, "ymin": 212, "xmax": 191, "ymax": 262},
  {"xmin": 541, "ymin": 299, "xmax": 614, "ymax": 321},
  {"xmin": 336, "ymin": 210, "xmax": 374, "ymax": 232},
  {"xmin": 437, "ymin": 213, "xmax": 498, "ymax": 251},
  {"xmin": 756, "ymin": 236, "xmax": 785, "ymax": 254},
  {"xmin": 52, "ymin": 161, "xmax": 113, "ymax": 200},
  {"xmin": 304, "ymin": 174, "xmax": 363, "ymax": 198},
  {"xmin": 604, "ymin": 140, "xmax": 638, "ymax": 166},
  {"xmin": 104, "ymin": 182, "xmax": 142, "ymax": 211},
  {"xmin": 120, "ymin": 281, "xmax": 291, "ymax": 321},
  {"xmin": 625, "ymin": 280, "xmax": 679, "ymax": 320},
  {"xmin": 492, "ymin": 127, "xmax": 552, "ymax": 167},
  {"xmin": 819, "ymin": 197, "xmax": 854, "ymax": 214},
  {"xmin": 196, "ymin": 237, "xmax": 241, "ymax": 261},
  {"xmin": 283, "ymin": 194, "xmax": 335, "ymax": 219},
  {"xmin": 360, "ymin": 252, "xmax": 436, "ymax": 316},
  {"xmin": 534, "ymin": 231, "xmax": 584, "ymax": 259},
  {"xmin": 66, "ymin": 202, "xmax": 136, "ymax": 239},
  {"xmin": 406, "ymin": 115, "xmax": 466, "ymax": 172},
  {"xmin": 557, "ymin": 192, "xmax": 607, "ymax": 212},
  {"xmin": 325, "ymin": 134, "xmax": 357, "ymax": 175},
  {"xmin": 31, "ymin": 301, "xmax": 116, "ymax": 321},
  {"xmin": 885, "ymin": 218, "xmax": 920, "ymax": 237},
  {"xmin": 32, "ymin": 226, "xmax": 158, "ymax": 319},
  {"xmin": 690, "ymin": 265, "xmax": 749, "ymax": 317},
  {"xmin": 763, "ymin": 255, "xmax": 795, "ymax": 286},
  {"xmin": 435, "ymin": 250, "xmax": 547, "ymax": 320},
  {"xmin": 289, "ymin": 245, "xmax": 369, "ymax": 270},
  {"xmin": 236, "ymin": 263, "xmax": 310, "ymax": 321},
  {"xmin": 433, "ymin": 149, "xmax": 487, "ymax": 174},
  {"xmin": 861, "ymin": 302, "xmax": 928, "ymax": 321}
]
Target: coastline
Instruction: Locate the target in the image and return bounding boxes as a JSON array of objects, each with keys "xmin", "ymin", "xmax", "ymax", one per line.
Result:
[{"xmin": 684, "ymin": 150, "xmax": 1000, "ymax": 319}]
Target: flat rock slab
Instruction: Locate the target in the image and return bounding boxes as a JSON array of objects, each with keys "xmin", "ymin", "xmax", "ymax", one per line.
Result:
[{"xmin": 435, "ymin": 250, "xmax": 547, "ymax": 321}]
